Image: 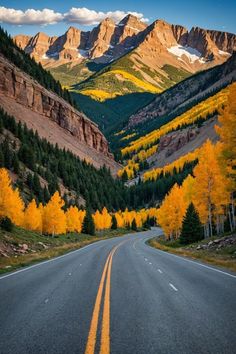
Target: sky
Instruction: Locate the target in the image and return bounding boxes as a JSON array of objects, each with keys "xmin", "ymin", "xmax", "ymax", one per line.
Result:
[{"xmin": 0, "ymin": 0, "xmax": 235, "ymax": 37}]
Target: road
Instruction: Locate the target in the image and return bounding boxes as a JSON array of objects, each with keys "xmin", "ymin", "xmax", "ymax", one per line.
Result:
[{"xmin": 0, "ymin": 228, "xmax": 236, "ymax": 354}]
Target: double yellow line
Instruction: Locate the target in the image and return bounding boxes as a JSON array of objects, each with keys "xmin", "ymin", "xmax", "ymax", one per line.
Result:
[{"xmin": 85, "ymin": 241, "xmax": 125, "ymax": 354}]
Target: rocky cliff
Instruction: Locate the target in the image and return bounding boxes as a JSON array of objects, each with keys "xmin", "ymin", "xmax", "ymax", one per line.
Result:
[
  {"xmin": 0, "ymin": 55, "xmax": 109, "ymax": 154},
  {"xmin": 0, "ymin": 55, "xmax": 120, "ymax": 172}
]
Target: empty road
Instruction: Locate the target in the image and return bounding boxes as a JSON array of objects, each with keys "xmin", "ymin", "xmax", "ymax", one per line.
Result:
[{"xmin": 0, "ymin": 228, "xmax": 236, "ymax": 354}]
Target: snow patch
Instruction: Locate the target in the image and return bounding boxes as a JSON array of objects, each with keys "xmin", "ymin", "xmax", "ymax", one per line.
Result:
[{"xmin": 167, "ymin": 45, "xmax": 205, "ymax": 64}]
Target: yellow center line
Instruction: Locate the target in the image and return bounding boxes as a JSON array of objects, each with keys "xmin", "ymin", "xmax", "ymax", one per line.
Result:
[
  {"xmin": 85, "ymin": 240, "xmax": 127, "ymax": 354},
  {"xmin": 100, "ymin": 246, "xmax": 117, "ymax": 354},
  {"xmin": 85, "ymin": 250, "xmax": 112, "ymax": 354}
]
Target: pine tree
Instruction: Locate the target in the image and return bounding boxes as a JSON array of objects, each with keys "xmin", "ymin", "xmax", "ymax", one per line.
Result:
[
  {"xmin": 131, "ymin": 218, "xmax": 137, "ymax": 231},
  {"xmin": 12, "ymin": 153, "xmax": 20, "ymax": 174},
  {"xmin": 179, "ymin": 203, "xmax": 203, "ymax": 245},
  {"xmin": 111, "ymin": 214, "xmax": 118, "ymax": 230},
  {"xmin": 82, "ymin": 208, "xmax": 95, "ymax": 236}
]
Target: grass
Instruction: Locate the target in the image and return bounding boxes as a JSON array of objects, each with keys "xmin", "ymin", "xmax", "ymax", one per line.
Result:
[
  {"xmin": 148, "ymin": 234, "xmax": 236, "ymax": 272},
  {"xmin": 0, "ymin": 227, "xmax": 131, "ymax": 274}
]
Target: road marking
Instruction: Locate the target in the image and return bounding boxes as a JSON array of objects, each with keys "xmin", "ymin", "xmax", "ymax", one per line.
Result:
[
  {"xmin": 149, "ymin": 262, "xmax": 152, "ymax": 265},
  {"xmin": 85, "ymin": 251, "xmax": 112, "ymax": 354},
  {"xmin": 100, "ymin": 247, "xmax": 116, "ymax": 354},
  {"xmin": 85, "ymin": 240, "xmax": 127, "ymax": 354},
  {"xmin": 169, "ymin": 283, "xmax": 178, "ymax": 292},
  {"xmin": 44, "ymin": 298, "xmax": 49, "ymax": 304},
  {"xmin": 158, "ymin": 269, "xmax": 163, "ymax": 274},
  {"xmin": 151, "ymin": 247, "xmax": 236, "ymax": 279}
]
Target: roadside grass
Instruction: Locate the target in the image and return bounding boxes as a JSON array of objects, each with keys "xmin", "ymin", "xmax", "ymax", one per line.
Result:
[
  {"xmin": 148, "ymin": 234, "xmax": 236, "ymax": 272},
  {"xmin": 0, "ymin": 227, "xmax": 131, "ymax": 274}
]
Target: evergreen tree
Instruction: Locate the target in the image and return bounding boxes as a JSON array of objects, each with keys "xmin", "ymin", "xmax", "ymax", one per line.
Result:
[
  {"xmin": 131, "ymin": 218, "xmax": 137, "ymax": 231},
  {"xmin": 82, "ymin": 208, "xmax": 95, "ymax": 236},
  {"xmin": 111, "ymin": 214, "xmax": 118, "ymax": 230},
  {"xmin": 179, "ymin": 203, "xmax": 203, "ymax": 245},
  {"xmin": 12, "ymin": 153, "xmax": 19, "ymax": 174}
]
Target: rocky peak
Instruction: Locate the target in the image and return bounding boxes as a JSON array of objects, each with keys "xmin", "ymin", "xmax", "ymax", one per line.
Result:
[
  {"xmin": 206, "ymin": 29, "xmax": 236, "ymax": 53},
  {"xmin": 171, "ymin": 24, "xmax": 188, "ymax": 45},
  {"xmin": 14, "ymin": 35, "xmax": 31, "ymax": 50},
  {"xmin": 186, "ymin": 27, "xmax": 219, "ymax": 59},
  {"xmin": 26, "ymin": 32, "xmax": 57, "ymax": 60},
  {"xmin": 87, "ymin": 17, "xmax": 116, "ymax": 59},
  {"xmin": 116, "ymin": 14, "xmax": 147, "ymax": 44}
]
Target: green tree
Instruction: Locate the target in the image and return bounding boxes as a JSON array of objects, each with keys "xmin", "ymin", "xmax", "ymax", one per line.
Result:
[
  {"xmin": 82, "ymin": 208, "xmax": 95, "ymax": 236},
  {"xmin": 111, "ymin": 214, "xmax": 118, "ymax": 230},
  {"xmin": 179, "ymin": 203, "xmax": 203, "ymax": 245},
  {"xmin": 131, "ymin": 218, "xmax": 137, "ymax": 231}
]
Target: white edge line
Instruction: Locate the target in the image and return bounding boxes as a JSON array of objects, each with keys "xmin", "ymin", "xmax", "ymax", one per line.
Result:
[
  {"xmin": 169, "ymin": 283, "xmax": 178, "ymax": 291},
  {"xmin": 0, "ymin": 241, "xmax": 101, "ymax": 281},
  {"xmin": 146, "ymin": 240, "xmax": 236, "ymax": 279}
]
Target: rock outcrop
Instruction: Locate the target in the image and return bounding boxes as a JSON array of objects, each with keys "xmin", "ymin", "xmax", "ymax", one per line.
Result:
[
  {"xmin": 158, "ymin": 127, "xmax": 199, "ymax": 157},
  {"xmin": 0, "ymin": 55, "xmax": 120, "ymax": 172}
]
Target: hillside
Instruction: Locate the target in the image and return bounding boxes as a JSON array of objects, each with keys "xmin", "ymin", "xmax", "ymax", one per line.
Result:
[{"xmin": 0, "ymin": 27, "xmax": 120, "ymax": 173}]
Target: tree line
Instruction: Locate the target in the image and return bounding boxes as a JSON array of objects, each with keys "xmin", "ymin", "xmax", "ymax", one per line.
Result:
[{"xmin": 0, "ymin": 168, "xmax": 158, "ymax": 235}]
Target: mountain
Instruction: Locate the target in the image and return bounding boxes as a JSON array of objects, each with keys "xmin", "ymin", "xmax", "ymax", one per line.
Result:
[
  {"xmin": 14, "ymin": 16, "xmax": 236, "ymax": 102},
  {"xmin": 0, "ymin": 27, "xmax": 119, "ymax": 174}
]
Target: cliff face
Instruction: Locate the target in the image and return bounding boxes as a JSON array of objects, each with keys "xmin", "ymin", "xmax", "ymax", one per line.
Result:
[{"xmin": 0, "ymin": 55, "xmax": 114, "ymax": 162}]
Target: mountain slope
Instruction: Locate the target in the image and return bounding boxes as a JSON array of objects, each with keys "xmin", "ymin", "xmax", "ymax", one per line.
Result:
[
  {"xmin": 0, "ymin": 28, "xmax": 119, "ymax": 173},
  {"xmin": 115, "ymin": 54, "xmax": 236, "ymax": 179}
]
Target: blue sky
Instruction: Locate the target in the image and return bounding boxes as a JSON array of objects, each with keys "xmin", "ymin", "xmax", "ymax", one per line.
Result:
[{"xmin": 0, "ymin": 0, "xmax": 235, "ymax": 37}]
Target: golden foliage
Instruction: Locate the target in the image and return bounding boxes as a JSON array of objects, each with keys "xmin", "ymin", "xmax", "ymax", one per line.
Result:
[
  {"xmin": 121, "ymin": 87, "xmax": 229, "ymax": 158},
  {"xmin": 0, "ymin": 168, "xmax": 24, "ymax": 226},
  {"xmin": 24, "ymin": 199, "xmax": 42, "ymax": 232}
]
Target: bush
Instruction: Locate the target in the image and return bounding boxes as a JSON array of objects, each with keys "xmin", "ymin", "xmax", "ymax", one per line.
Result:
[{"xmin": 0, "ymin": 216, "xmax": 13, "ymax": 232}]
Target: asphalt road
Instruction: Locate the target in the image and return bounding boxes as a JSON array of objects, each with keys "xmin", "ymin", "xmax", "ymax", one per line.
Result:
[{"xmin": 0, "ymin": 228, "xmax": 236, "ymax": 354}]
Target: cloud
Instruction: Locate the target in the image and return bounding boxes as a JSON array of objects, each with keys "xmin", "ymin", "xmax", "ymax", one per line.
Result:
[
  {"xmin": 0, "ymin": 7, "xmax": 63, "ymax": 25},
  {"xmin": 64, "ymin": 8, "xmax": 148, "ymax": 25},
  {"xmin": 0, "ymin": 6, "xmax": 148, "ymax": 26}
]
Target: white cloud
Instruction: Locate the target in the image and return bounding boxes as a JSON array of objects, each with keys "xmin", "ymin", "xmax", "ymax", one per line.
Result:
[
  {"xmin": 0, "ymin": 6, "xmax": 149, "ymax": 26},
  {"xmin": 0, "ymin": 7, "xmax": 63, "ymax": 25},
  {"xmin": 64, "ymin": 8, "xmax": 148, "ymax": 25}
]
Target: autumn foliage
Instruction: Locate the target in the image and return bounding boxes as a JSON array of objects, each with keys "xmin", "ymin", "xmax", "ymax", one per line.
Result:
[
  {"xmin": 157, "ymin": 83, "xmax": 236, "ymax": 239},
  {"xmin": 0, "ymin": 168, "xmax": 158, "ymax": 235}
]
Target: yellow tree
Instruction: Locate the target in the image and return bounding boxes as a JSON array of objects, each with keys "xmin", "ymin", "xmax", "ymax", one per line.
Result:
[
  {"xmin": 93, "ymin": 210, "xmax": 102, "ymax": 231},
  {"xmin": 215, "ymin": 83, "xmax": 236, "ymax": 230},
  {"xmin": 66, "ymin": 206, "xmax": 84, "ymax": 233},
  {"xmin": 114, "ymin": 211, "xmax": 125, "ymax": 228},
  {"xmin": 192, "ymin": 140, "xmax": 229, "ymax": 238},
  {"xmin": 0, "ymin": 168, "xmax": 24, "ymax": 226},
  {"xmin": 24, "ymin": 199, "xmax": 42, "ymax": 232},
  {"xmin": 43, "ymin": 191, "xmax": 66, "ymax": 235},
  {"xmin": 157, "ymin": 183, "xmax": 186, "ymax": 239},
  {"xmin": 101, "ymin": 207, "xmax": 112, "ymax": 229}
]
